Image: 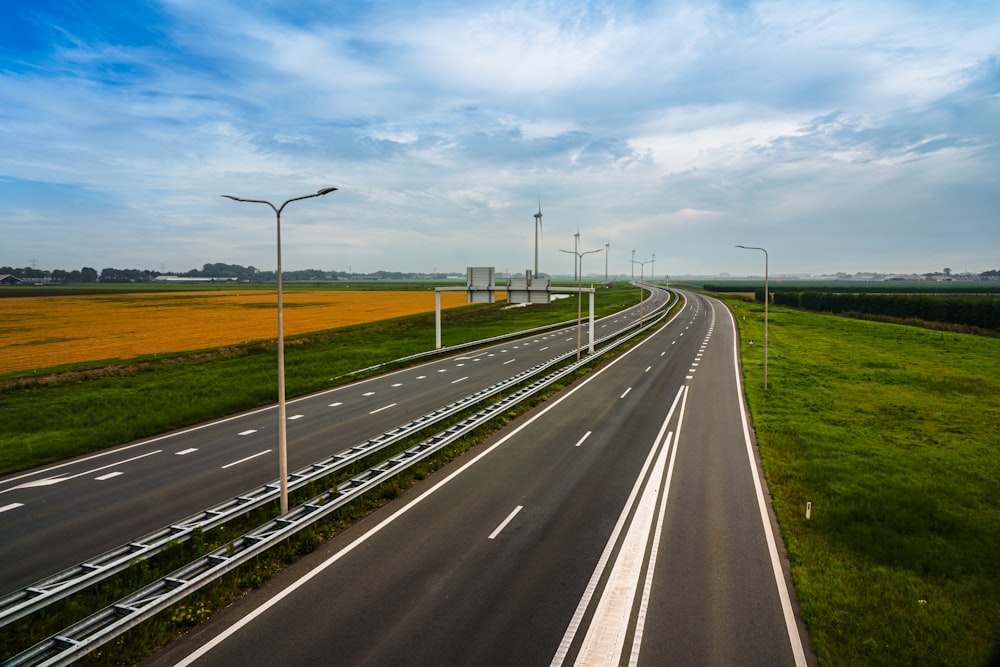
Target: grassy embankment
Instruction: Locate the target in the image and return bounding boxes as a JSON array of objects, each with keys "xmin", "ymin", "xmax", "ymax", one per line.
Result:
[
  {"xmin": 722, "ymin": 295, "xmax": 999, "ymax": 666},
  {"xmin": 0, "ymin": 282, "xmax": 638, "ymax": 476}
]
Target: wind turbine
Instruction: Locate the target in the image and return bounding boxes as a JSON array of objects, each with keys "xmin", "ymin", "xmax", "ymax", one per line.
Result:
[{"xmin": 533, "ymin": 199, "xmax": 543, "ymax": 279}]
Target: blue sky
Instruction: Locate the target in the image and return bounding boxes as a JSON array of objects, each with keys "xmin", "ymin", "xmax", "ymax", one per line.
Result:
[{"xmin": 2, "ymin": 0, "xmax": 998, "ymax": 277}]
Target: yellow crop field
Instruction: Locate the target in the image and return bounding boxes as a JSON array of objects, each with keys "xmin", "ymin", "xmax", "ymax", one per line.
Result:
[{"xmin": 1, "ymin": 290, "xmax": 473, "ymax": 375}]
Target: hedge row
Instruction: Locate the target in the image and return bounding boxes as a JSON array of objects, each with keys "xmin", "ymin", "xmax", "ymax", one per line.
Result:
[{"xmin": 766, "ymin": 291, "xmax": 1000, "ymax": 330}]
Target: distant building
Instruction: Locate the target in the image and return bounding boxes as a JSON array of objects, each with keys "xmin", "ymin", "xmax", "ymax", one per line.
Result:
[{"xmin": 0, "ymin": 274, "xmax": 24, "ymax": 285}]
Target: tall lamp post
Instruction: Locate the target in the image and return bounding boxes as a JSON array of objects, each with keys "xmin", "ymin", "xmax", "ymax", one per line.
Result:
[
  {"xmin": 560, "ymin": 244, "xmax": 603, "ymax": 360},
  {"xmin": 630, "ymin": 257, "xmax": 654, "ymax": 324},
  {"xmin": 736, "ymin": 244, "xmax": 768, "ymax": 392},
  {"xmin": 605, "ymin": 240, "xmax": 610, "ymax": 282},
  {"xmin": 221, "ymin": 187, "xmax": 338, "ymax": 514}
]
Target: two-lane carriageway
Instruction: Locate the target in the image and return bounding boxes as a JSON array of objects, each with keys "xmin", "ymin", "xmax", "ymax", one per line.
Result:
[{"xmin": 148, "ymin": 292, "xmax": 812, "ymax": 666}]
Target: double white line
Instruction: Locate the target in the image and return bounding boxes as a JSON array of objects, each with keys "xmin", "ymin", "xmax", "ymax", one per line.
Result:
[{"xmin": 551, "ymin": 385, "xmax": 688, "ymax": 667}]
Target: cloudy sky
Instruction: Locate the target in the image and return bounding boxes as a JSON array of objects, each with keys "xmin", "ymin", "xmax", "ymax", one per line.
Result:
[{"xmin": 2, "ymin": 0, "xmax": 998, "ymax": 277}]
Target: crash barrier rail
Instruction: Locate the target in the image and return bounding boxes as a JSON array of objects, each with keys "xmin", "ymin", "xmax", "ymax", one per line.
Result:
[
  {"xmin": 0, "ymin": 287, "xmax": 668, "ymax": 629},
  {"xmin": 6, "ymin": 290, "xmax": 676, "ymax": 665}
]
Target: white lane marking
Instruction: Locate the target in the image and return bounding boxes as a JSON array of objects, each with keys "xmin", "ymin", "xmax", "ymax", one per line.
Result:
[
  {"xmin": 451, "ymin": 376, "xmax": 469, "ymax": 384},
  {"xmin": 391, "ymin": 383, "xmax": 403, "ymax": 387},
  {"xmin": 95, "ymin": 472, "xmax": 123, "ymax": 481},
  {"xmin": 504, "ymin": 359, "xmax": 516, "ymax": 365},
  {"xmin": 11, "ymin": 450, "xmax": 163, "ymax": 489},
  {"xmin": 329, "ymin": 402, "xmax": 343, "ymax": 407},
  {"xmin": 362, "ymin": 391, "xmax": 375, "ymax": 396},
  {"xmin": 221, "ymin": 450, "xmax": 272, "ymax": 469},
  {"xmin": 725, "ymin": 303, "xmax": 808, "ymax": 666},
  {"xmin": 645, "ymin": 366, "xmax": 652, "ymax": 373},
  {"xmin": 578, "ymin": 433, "xmax": 674, "ymax": 665},
  {"xmin": 416, "ymin": 376, "xmax": 427, "ymax": 380},
  {"xmin": 660, "ymin": 351, "xmax": 665, "ymax": 356},
  {"xmin": 573, "ymin": 431, "xmax": 592, "ymax": 448},
  {"xmin": 369, "ymin": 403, "xmax": 397, "ymax": 414},
  {"xmin": 288, "ymin": 414, "xmax": 304, "ymax": 420},
  {"xmin": 488, "ymin": 505, "xmax": 524, "ymax": 540},
  {"xmin": 540, "ymin": 346, "xmax": 549, "ymax": 351},
  {"xmin": 171, "ymin": 301, "xmax": 689, "ymax": 667},
  {"xmin": 1, "ymin": 503, "xmax": 25, "ymax": 513},
  {"xmin": 620, "ymin": 387, "xmax": 632, "ymax": 399},
  {"xmin": 629, "ymin": 394, "xmax": 689, "ymax": 662},
  {"xmin": 456, "ymin": 363, "xmax": 466, "ymax": 367},
  {"xmin": 238, "ymin": 429, "xmax": 257, "ymax": 436},
  {"xmin": 552, "ymin": 387, "xmax": 687, "ymax": 667},
  {"xmin": 437, "ymin": 369, "xmax": 447, "ymax": 373},
  {"xmin": 176, "ymin": 448, "xmax": 198, "ymax": 456}
]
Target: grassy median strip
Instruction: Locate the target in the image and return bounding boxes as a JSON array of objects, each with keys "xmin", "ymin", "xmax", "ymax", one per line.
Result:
[
  {"xmin": 0, "ymin": 283, "xmax": 637, "ymax": 476},
  {"xmin": 723, "ymin": 295, "xmax": 999, "ymax": 666}
]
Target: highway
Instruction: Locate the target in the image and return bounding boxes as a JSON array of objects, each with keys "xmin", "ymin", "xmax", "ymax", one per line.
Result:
[
  {"xmin": 0, "ymin": 288, "xmax": 672, "ymax": 596},
  {"xmin": 146, "ymin": 292, "xmax": 812, "ymax": 666}
]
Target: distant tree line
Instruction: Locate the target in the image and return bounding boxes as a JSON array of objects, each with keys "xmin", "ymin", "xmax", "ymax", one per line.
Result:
[{"xmin": 0, "ymin": 263, "xmax": 457, "ymax": 284}]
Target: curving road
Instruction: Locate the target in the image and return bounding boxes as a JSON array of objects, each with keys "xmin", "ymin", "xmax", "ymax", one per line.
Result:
[
  {"xmin": 0, "ymin": 288, "xmax": 672, "ymax": 596},
  {"xmin": 145, "ymin": 292, "xmax": 813, "ymax": 666}
]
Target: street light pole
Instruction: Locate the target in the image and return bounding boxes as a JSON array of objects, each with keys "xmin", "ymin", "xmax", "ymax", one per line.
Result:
[
  {"xmin": 221, "ymin": 187, "xmax": 338, "ymax": 514},
  {"xmin": 560, "ymin": 244, "xmax": 603, "ymax": 361},
  {"xmin": 630, "ymin": 257, "xmax": 653, "ymax": 324},
  {"xmin": 736, "ymin": 244, "xmax": 768, "ymax": 392},
  {"xmin": 605, "ymin": 240, "xmax": 610, "ymax": 282}
]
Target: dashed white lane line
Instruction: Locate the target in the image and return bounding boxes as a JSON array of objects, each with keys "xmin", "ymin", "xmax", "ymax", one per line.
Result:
[
  {"xmin": 620, "ymin": 387, "xmax": 632, "ymax": 399},
  {"xmin": 416, "ymin": 376, "xmax": 427, "ymax": 379},
  {"xmin": 176, "ymin": 448, "xmax": 198, "ymax": 456},
  {"xmin": 574, "ymin": 431, "xmax": 593, "ymax": 448},
  {"xmin": 362, "ymin": 391, "xmax": 376, "ymax": 396},
  {"xmin": 451, "ymin": 376, "xmax": 469, "ymax": 384},
  {"xmin": 329, "ymin": 402, "xmax": 343, "ymax": 407},
  {"xmin": 95, "ymin": 472, "xmax": 123, "ymax": 481},
  {"xmin": 645, "ymin": 366, "xmax": 652, "ymax": 373},
  {"xmin": 488, "ymin": 505, "xmax": 524, "ymax": 540},
  {"xmin": 504, "ymin": 359, "xmax": 516, "ymax": 365},
  {"xmin": 437, "ymin": 369, "xmax": 447, "ymax": 373},
  {"xmin": 370, "ymin": 403, "xmax": 397, "ymax": 414},
  {"xmin": 1, "ymin": 503, "xmax": 24, "ymax": 514},
  {"xmin": 238, "ymin": 430, "xmax": 258, "ymax": 436},
  {"xmin": 221, "ymin": 450, "xmax": 272, "ymax": 469},
  {"xmin": 391, "ymin": 383, "xmax": 403, "ymax": 387},
  {"xmin": 288, "ymin": 414, "xmax": 304, "ymax": 420}
]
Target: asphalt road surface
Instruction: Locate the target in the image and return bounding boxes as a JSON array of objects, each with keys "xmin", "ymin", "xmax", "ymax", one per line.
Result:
[
  {"xmin": 0, "ymin": 288, "xmax": 672, "ymax": 595},
  {"xmin": 145, "ymin": 292, "xmax": 812, "ymax": 667}
]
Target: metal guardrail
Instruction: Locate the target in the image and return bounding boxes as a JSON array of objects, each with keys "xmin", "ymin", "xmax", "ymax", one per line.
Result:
[
  {"xmin": 5, "ymin": 290, "xmax": 678, "ymax": 665},
  {"xmin": 0, "ymin": 289, "xmax": 670, "ymax": 627}
]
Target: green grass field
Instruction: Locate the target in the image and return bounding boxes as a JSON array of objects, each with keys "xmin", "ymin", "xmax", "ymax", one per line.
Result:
[
  {"xmin": 0, "ymin": 282, "xmax": 637, "ymax": 475},
  {"xmin": 724, "ymin": 295, "xmax": 999, "ymax": 666}
]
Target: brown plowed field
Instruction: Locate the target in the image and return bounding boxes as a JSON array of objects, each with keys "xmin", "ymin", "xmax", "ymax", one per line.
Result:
[{"xmin": 1, "ymin": 290, "xmax": 473, "ymax": 374}]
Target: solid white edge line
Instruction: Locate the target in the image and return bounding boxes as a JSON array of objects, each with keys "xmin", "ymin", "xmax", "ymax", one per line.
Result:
[
  {"xmin": 488, "ymin": 505, "xmax": 524, "ymax": 540},
  {"xmin": 174, "ymin": 291, "xmax": 690, "ymax": 667},
  {"xmin": 1, "ymin": 503, "xmax": 24, "ymax": 513},
  {"xmin": 724, "ymin": 298, "xmax": 808, "ymax": 666}
]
